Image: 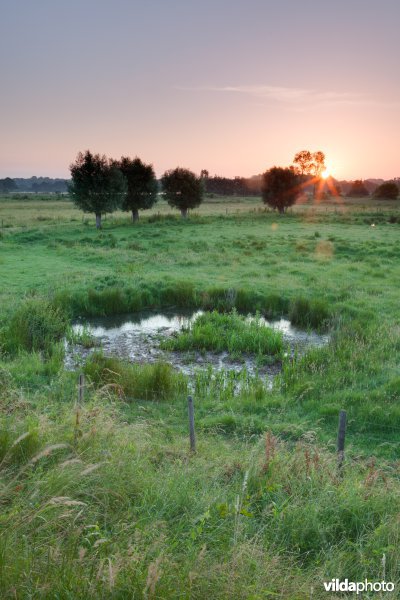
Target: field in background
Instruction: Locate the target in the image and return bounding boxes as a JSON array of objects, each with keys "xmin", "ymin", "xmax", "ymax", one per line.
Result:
[
  {"xmin": 0, "ymin": 193, "xmax": 399, "ymax": 597},
  {"xmin": 0, "ymin": 193, "xmax": 397, "ymax": 228}
]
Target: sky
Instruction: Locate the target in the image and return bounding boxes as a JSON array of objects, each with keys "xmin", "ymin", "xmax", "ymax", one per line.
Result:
[{"xmin": 1, "ymin": 0, "xmax": 399, "ymax": 180}]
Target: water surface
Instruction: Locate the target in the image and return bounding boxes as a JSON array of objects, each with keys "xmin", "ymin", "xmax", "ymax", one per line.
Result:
[{"xmin": 66, "ymin": 309, "xmax": 329, "ymax": 384}]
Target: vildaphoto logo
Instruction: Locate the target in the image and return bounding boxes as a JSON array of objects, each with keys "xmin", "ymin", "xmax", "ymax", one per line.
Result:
[{"xmin": 323, "ymin": 579, "xmax": 395, "ymax": 594}]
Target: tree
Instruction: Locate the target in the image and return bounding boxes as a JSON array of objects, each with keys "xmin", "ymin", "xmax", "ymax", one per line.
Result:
[
  {"xmin": 293, "ymin": 150, "xmax": 326, "ymax": 177},
  {"xmin": 293, "ymin": 150, "xmax": 313, "ymax": 175},
  {"xmin": 69, "ymin": 151, "xmax": 127, "ymax": 229},
  {"xmin": 373, "ymin": 181, "xmax": 399, "ymax": 200},
  {"xmin": 0, "ymin": 177, "xmax": 17, "ymax": 193},
  {"xmin": 293, "ymin": 150, "xmax": 326, "ymax": 197},
  {"xmin": 261, "ymin": 166, "xmax": 300, "ymax": 214},
  {"xmin": 348, "ymin": 180, "xmax": 369, "ymax": 197},
  {"xmin": 115, "ymin": 156, "xmax": 158, "ymax": 222},
  {"xmin": 161, "ymin": 167, "xmax": 204, "ymax": 218},
  {"xmin": 312, "ymin": 151, "xmax": 326, "ymax": 178}
]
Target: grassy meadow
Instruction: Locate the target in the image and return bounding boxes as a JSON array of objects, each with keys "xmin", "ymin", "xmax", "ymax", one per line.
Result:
[{"xmin": 0, "ymin": 193, "xmax": 399, "ymax": 598}]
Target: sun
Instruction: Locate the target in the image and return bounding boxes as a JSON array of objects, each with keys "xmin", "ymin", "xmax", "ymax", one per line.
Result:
[{"xmin": 321, "ymin": 169, "xmax": 331, "ymax": 179}]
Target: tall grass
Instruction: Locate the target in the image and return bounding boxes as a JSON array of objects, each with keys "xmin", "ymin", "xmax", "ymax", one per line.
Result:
[
  {"xmin": 163, "ymin": 310, "xmax": 284, "ymax": 357},
  {"xmin": 83, "ymin": 352, "xmax": 187, "ymax": 400},
  {"xmin": 53, "ymin": 282, "xmax": 199, "ymax": 317},
  {"xmin": 0, "ymin": 399, "xmax": 398, "ymax": 597},
  {"xmin": 289, "ymin": 296, "xmax": 331, "ymax": 330},
  {"xmin": 0, "ymin": 298, "xmax": 68, "ymax": 356},
  {"xmin": 54, "ymin": 283, "xmax": 304, "ymax": 321}
]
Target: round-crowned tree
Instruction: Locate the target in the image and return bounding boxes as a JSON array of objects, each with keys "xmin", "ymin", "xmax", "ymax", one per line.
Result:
[
  {"xmin": 373, "ymin": 181, "xmax": 399, "ymax": 200},
  {"xmin": 69, "ymin": 150, "xmax": 127, "ymax": 229},
  {"xmin": 161, "ymin": 167, "xmax": 203, "ymax": 218},
  {"xmin": 116, "ymin": 156, "xmax": 158, "ymax": 221},
  {"xmin": 261, "ymin": 166, "xmax": 300, "ymax": 214}
]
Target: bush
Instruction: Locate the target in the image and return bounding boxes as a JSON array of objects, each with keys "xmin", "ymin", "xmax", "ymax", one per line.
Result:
[{"xmin": 1, "ymin": 299, "xmax": 68, "ymax": 355}]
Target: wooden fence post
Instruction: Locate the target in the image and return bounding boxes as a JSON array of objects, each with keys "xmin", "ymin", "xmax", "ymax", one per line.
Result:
[
  {"xmin": 78, "ymin": 373, "xmax": 85, "ymax": 404},
  {"xmin": 337, "ymin": 409, "xmax": 347, "ymax": 473},
  {"xmin": 188, "ymin": 395, "xmax": 196, "ymax": 453},
  {"xmin": 74, "ymin": 374, "xmax": 85, "ymax": 445}
]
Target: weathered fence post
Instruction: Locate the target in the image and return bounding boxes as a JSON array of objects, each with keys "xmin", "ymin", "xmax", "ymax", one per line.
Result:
[
  {"xmin": 337, "ymin": 409, "xmax": 347, "ymax": 473},
  {"xmin": 188, "ymin": 395, "xmax": 196, "ymax": 453},
  {"xmin": 74, "ymin": 373, "xmax": 85, "ymax": 445},
  {"xmin": 78, "ymin": 373, "xmax": 85, "ymax": 404}
]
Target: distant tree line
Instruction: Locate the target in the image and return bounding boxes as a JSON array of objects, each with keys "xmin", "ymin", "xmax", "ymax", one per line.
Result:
[
  {"xmin": 0, "ymin": 177, "xmax": 69, "ymax": 193},
  {"xmin": 203, "ymin": 175, "xmax": 262, "ymax": 196},
  {"xmin": 31, "ymin": 180, "xmax": 69, "ymax": 193},
  {"xmin": 338, "ymin": 179, "xmax": 399, "ymax": 199},
  {"xmin": 0, "ymin": 178, "xmax": 17, "ymax": 193}
]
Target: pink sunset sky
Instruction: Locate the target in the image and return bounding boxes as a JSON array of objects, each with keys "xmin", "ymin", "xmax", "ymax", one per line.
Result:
[{"xmin": 1, "ymin": 0, "xmax": 399, "ymax": 181}]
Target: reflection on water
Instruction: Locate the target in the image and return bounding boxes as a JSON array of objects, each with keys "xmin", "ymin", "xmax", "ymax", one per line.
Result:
[
  {"xmin": 66, "ymin": 309, "xmax": 329, "ymax": 381},
  {"xmin": 73, "ymin": 310, "xmax": 329, "ymax": 346},
  {"xmin": 73, "ymin": 310, "xmax": 202, "ymax": 339}
]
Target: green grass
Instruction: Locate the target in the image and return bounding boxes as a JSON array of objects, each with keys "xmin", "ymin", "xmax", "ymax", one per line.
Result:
[
  {"xmin": 288, "ymin": 296, "xmax": 331, "ymax": 329},
  {"xmin": 0, "ymin": 193, "xmax": 399, "ymax": 597},
  {"xmin": 162, "ymin": 310, "xmax": 284, "ymax": 357},
  {"xmin": 0, "ymin": 298, "xmax": 68, "ymax": 356},
  {"xmin": 0, "ymin": 398, "xmax": 399, "ymax": 597},
  {"xmin": 83, "ymin": 352, "xmax": 187, "ymax": 400}
]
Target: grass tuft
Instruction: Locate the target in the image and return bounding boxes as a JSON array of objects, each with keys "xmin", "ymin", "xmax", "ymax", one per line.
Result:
[
  {"xmin": 1, "ymin": 298, "xmax": 68, "ymax": 356},
  {"xmin": 289, "ymin": 296, "xmax": 331, "ymax": 329},
  {"xmin": 163, "ymin": 310, "xmax": 284, "ymax": 357},
  {"xmin": 84, "ymin": 352, "xmax": 187, "ymax": 400}
]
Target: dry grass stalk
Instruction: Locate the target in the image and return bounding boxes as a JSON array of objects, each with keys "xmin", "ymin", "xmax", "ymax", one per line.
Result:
[{"xmin": 144, "ymin": 555, "xmax": 163, "ymax": 599}]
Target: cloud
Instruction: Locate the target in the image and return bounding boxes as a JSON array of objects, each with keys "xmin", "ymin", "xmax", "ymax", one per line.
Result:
[
  {"xmin": 176, "ymin": 84, "xmax": 400, "ymax": 111},
  {"xmin": 205, "ymin": 85, "xmax": 356, "ymax": 104}
]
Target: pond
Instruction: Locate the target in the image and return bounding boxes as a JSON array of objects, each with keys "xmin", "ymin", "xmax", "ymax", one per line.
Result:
[{"xmin": 65, "ymin": 309, "xmax": 329, "ymax": 386}]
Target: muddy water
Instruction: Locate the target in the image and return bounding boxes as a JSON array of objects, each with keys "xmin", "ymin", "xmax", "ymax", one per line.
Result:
[{"xmin": 65, "ymin": 310, "xmax": 329, "ymax": 384}]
